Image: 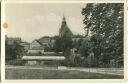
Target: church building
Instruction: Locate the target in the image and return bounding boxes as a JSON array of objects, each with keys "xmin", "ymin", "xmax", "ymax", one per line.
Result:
[{"xmin": 59, "ymin": 16, "xmax": 73, "ymax": 38}]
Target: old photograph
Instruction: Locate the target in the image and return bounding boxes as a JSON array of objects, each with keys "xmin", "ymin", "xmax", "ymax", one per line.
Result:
[{"xmin": 5, "ymin": 3, "xmax": 124, "ymax": 79}]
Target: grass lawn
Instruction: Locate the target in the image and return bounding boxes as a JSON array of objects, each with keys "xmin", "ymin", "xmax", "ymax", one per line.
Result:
[{"xmin": 5, "ymin": 68, "xmax": 123, "ymax": 79}]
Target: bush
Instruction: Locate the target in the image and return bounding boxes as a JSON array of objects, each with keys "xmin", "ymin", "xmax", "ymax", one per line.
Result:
[
  {"xmin": 43, "ymin": 61, "xmax": 59, "ymax": 67},
  {"xmin": 6, "ymin": 59, "xmax": 26, "ymax": 66}
]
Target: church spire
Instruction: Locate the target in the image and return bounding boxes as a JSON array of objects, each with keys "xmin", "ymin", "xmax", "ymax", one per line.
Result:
[
  {"xmin": 62, "ymin": 15, "xmax": 66, "ymax": 22},
  {"xmin": 59, "ymin": 15, "xmax": 73, "ymax": 37},
  {"xmin": 62, "ymin": 15, "xmax": 66, "ymax": 25}
]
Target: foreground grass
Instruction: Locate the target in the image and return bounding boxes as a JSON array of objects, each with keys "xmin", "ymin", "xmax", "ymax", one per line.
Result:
[{"xmin": 6, "ymin": 68, "xmax": 123, "ymax": 79}]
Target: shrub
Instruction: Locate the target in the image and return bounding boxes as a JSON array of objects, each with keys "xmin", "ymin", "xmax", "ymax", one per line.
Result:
[{"xmin": 6, "ymin": 59, "xmax": 26, "ymax": 66}]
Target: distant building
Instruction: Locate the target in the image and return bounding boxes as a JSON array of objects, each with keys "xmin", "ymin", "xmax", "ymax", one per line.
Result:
[
  {"xmin": 6, "ymin": 36, "xmax": 22, "ymax": 45},
  {"xmin": 38, "ymin": 36, "xmax": 51, "ymax": 46},
  {"xmin": 6, "ymin": 36, "xmax": 30, "ymax": 51},
  {"xmin": 28, "ymin": 35, "xmax": 57, "ymax": 54},
  {"xmin": 59, "ymin": 16, "xmax": 89, "ymax": 42},
  {"xmin": 59, "ymin": 16, "xmax": 73, "ymax": 38},
  {"xmin": 28, "ymin": 40, "xmax": 45, "ymax": 54}
]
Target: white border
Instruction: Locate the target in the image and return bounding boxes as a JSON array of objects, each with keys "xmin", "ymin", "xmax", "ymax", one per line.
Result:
[
  {"xmin": 1, "ymin": 1, "xmax": 5, "ymax": 82},
  {"xmin": 2, "ymin": 0, "xmax": 126, "ymax": 3}
]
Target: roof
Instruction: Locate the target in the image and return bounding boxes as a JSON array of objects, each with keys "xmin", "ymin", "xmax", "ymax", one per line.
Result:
[
  {"xmin": 22, "ymin": 56, "xmax": 65, "ymax": 61},
  {"xmin": 32, "ymin": 40, "xmax": 44, "ymax": 46},
  {"xmin": 38, "ymin": 37, "xmax": 51, "ymax": 44}
]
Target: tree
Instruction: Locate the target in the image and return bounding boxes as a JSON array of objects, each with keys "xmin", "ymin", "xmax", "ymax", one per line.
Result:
[
  {"xmin": 6, "ymin": 41, "xmax": 25, "ymax": 61},
  {"xmin": 61, "ymin": 36, "xmax": 73, "ymax": 52},
  {"xmin": 79, "ymin": 40, "xmax": 92, "ymax": 57},
  {"xmin": 53, "ymin": 36, "xmax": 63, "ymax": 53},
  {"xmin": 82, "ymin": 3, "xmax": 124, "ymax": 67}
]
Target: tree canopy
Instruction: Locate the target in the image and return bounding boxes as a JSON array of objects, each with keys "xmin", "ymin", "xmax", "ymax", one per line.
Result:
[
  {"xmin": 6, "ymin": 41, "xmax": 25, "ymax": 60},
  {"xmin": 81, "ymin": 3, "xmax": 124, "ymax": 67}
]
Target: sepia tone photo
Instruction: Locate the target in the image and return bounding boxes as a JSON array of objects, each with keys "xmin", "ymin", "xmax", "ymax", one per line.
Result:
[{"xmin": 5, "ymin": 3, "xmax": 124, "ymax": 79}]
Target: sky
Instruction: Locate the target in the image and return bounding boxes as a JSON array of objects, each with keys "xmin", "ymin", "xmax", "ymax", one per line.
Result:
[{"xmin": 5, "ymin": 3, "xmax": 86, "ymax": 42}]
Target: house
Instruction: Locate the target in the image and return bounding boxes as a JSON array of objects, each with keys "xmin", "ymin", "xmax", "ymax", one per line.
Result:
[
  {"xmin": 38, "ymin": 36, "xmax": 51, "ymax": 47},
  {"xmin": 28, "ymin": 36, "xmax": 56, "ymax": 54},
  {"xmin": 6, "ymin": 36, "xmax": 22, "ymax": 45},
  {"xmin": 28, "ymin": 40, "xmax": 45, "ymax": 54},
  {"xmin": 6, "ymin": 36, "xmax": 30, "ymax": 52}
]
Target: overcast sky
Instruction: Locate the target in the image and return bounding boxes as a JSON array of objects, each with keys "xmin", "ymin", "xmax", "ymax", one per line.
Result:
[{"xmin": 5, "ymin": 3, "xmax": 86, "ymax": 42}]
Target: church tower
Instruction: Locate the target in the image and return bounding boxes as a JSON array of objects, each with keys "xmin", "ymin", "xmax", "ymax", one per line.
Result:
[{"xmin": 59, "ymin": 16, "xmax": 73, "ymax": 38}]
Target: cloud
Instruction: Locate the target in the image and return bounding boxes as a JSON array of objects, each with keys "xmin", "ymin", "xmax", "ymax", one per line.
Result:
[
  {"xmin": 24, "ymin": 13, "xmax": 61, "ymax": 24},
  {"xmin": 14, "ymin": 13, "xmax": 62, "ymax": 42},
  {"xmin": 45, "ymin": 13, "xmax": 61, "ymax": 22}
]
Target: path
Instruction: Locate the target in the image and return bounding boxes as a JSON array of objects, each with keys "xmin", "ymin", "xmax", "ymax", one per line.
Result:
[{"xmin": 6, "ymin": 65, "xmax": 123, "ymax": 76}]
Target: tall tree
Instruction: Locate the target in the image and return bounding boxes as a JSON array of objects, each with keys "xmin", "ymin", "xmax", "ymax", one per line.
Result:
[
  {"xmin": 82, "ymin": 3, "xmax": 124, "ymax": 67},
  {"xmin": 53, "ymin": 36, "xmax": 63, "ymax": 53}
]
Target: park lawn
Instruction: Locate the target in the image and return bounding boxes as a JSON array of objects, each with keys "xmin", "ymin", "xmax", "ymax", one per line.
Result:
[{"xmin": 6, "ymin": 68, "xmax": 123, "ymax": 79}]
